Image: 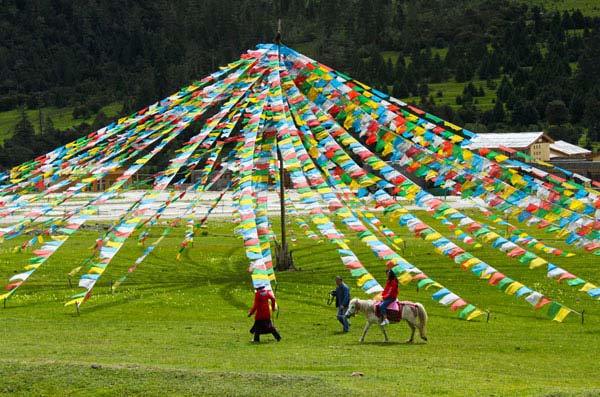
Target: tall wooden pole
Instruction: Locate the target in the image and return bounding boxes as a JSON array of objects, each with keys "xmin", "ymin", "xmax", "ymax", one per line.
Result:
[
  {"xmin": 275, "ymin": 18, "xmax": 293, "ymax": 270},
  {"xmin": 277, "ymin": 145, "xmax": 289, "ymax": 266}
]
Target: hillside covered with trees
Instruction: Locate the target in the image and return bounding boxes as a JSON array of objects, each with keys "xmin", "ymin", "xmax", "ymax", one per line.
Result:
[{"xmin": 1, "ymin": 0, "xmax": 600, "ymax": 169}]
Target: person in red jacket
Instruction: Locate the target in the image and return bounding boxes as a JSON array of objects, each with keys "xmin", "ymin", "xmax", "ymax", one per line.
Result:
[
  {"xmin": 380, "ymin": 269, "xmax": 399, "ymax": 326},
  {"xmin": 248, "ymin": 285, "xmax": 281, "ymax": 342}
]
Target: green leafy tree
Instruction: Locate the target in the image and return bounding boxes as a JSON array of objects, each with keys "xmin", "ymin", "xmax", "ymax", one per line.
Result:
[{"xmin": 545, "ymin": 100, "xmax": 570, "ymax": 125}]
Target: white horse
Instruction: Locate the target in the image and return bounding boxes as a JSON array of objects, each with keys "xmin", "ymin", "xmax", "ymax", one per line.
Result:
[{"xmin": 344, "ymin": 298, "xmax": 428, "ymax": 343}]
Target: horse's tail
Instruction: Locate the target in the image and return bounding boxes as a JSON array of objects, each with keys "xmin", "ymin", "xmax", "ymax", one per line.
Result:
[{"xmin": 415, "ymin": 303, "xmax": 428, "ymax": 340}]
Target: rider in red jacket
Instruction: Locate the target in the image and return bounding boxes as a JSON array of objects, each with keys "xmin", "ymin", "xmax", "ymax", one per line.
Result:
[
  {"xmin": 380, "ymin": 269, "xmax": 399, "ymax": 326},
  {"xmin": 248, "ymin": 285, "xmax": 281, "ymax": 342}
]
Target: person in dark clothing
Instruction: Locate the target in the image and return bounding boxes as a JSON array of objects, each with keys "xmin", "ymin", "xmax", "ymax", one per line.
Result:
[
  {"xmin": 334, "ymin": 276, "xmax": 351, "ymax": 333},
  {"xmin": 248, "ymin": 285, "xmax": 281, "ymax": 342},
  {"xmin": 380, "ymin": 269, "xmax": 399, "ymax": 326}
]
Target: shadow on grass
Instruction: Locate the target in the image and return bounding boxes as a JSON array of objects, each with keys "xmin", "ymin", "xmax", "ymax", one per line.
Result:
[
  {"xmin": 69, "ymin": 283, "xmax": 205, "ymax": 315},
  {"xmin": 356, "ymin": 340, "xmax": 428, "ymax": 346}
]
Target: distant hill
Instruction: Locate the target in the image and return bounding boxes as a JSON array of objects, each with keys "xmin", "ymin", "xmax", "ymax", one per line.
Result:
[{"xmin": 1, "ymin": 0, "xmax": 600, "ymax": 168}]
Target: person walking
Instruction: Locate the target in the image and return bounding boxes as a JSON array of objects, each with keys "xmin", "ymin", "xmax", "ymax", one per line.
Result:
[
  {"xmin": 334, "ymin": 276, "xmax": 351, "ymax": 333},
  {"xmin": 379, "ymin": 269, "xmax": 399, "ymax": 326},
  {"xmin": 248, "ymin": 285, "xmax": 281, "ymax": 342}
]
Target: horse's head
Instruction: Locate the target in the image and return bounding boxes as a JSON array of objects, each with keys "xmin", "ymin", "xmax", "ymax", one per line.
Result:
[{"xmin": 345, "ymin": 298, "xmax": 358, "ymax": 318}]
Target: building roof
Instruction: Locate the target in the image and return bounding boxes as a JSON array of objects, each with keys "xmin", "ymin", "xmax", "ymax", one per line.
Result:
[
  {"xmin": 549, "ymin": 140, "xmax": 591, "ymax": 158},
  {"xmin": 466, "ymin": 132, "xmax": 551, "ymax": 150}
]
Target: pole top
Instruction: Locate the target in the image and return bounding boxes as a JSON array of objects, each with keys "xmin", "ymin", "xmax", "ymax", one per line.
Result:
[{"xmin": 275, "ymin": 19, "xmax": 282, "ymax": 45}]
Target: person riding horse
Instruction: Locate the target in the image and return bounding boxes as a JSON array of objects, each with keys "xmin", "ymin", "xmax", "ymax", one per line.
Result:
[{"xmin": 379, "ymin": 269, "xmax": 399, "ymax": 326}]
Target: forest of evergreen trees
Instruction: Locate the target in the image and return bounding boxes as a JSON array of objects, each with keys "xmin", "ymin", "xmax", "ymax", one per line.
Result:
[{"xmin": 2, "ymin": 0, "xmax": 600, "ymax": 169}]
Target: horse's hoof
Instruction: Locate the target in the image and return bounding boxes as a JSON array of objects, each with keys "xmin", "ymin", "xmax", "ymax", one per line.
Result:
[
  {"xmin": 406, "ymin": 339, "xmax": 414, "ymax": 344},
  {"xmin": 358, "ymin": 339, "xmax": 364, "ymax": 343},
  {"xmin": 422, "ymin": 336, "xmax": 428, "ymax": 342}
]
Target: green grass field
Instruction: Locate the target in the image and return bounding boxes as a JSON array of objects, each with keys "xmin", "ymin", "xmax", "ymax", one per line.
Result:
[
  {"xmin": 402, "ymin": 79, "xmax": 500, "ymax": 111},
  {"xmin": 525, "ymin": 0, "xmax": 600, "ymax": 16},
  {"xmin": 0, "ymin": 211, "xmax": 599, "ymax": 396},
  {"xmin": 0, "ymin": 102, "xmax": 122, "ymax": 143}
]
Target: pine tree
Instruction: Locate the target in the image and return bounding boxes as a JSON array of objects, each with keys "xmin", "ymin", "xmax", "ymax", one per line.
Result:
[
  {"xmin": 392, "ymin": 81, "xmax": 409, "ymax": 98},
  {"xmin": 492, "ymin": 99, "xmax": 505, "ymax": 123},
  {"xmin": 496, "ymin": 76, "xmax": 513, "ymax": 102},
  {"xmin": 394, "ymin": 55, "xmax": 406, "ymax": 82}
]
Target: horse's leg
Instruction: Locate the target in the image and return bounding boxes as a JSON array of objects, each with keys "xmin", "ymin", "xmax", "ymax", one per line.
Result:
[
  {"xmin": 379, "ymin": 323, "xmax": 389, "ymax": 342},
  {"xmin": 418, "ymin": 323, "xmax": 427, "ymax": 342},
  {"xmin": 406, "ymin": 319, "xmax": 416, "ymax": 343},
  {"xmin": 359, "ymin": 322, "xmax": 371, "ymax": 343}
]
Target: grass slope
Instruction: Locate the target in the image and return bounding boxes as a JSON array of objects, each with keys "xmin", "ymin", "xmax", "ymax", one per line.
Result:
[
  {"xmin": 0, "ymin": 211, "xmax": 599, "ymax": 396},
  {"xmin": 525, "ymin": 0, "xmax": 600, "ymax": 16},
  {"xmin": 0, "ymin": 102, "xmax": 122, "ymax": 143},
  {"xmin": 402, "ymin": 79, "xmax": 500, "ymax": 111}
]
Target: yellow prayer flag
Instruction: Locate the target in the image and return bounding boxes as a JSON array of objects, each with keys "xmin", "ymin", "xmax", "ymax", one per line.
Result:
[
  {"xmin": 450, "ymin": 134, "xmax": 464, "ymax": 143},
  {"xmin": 388, "ymin": 208, "xmax": 408, "ymax": 221},
  {"xmin": 413, "ymin": 126, "xmax": 425, "ymax": 136},
  {"xmin": 357, "ymin": 273, "xmax": 373, "ymax": 287},
  {"xmin": 251, "ymin": 274, "xmax": 269, "ymax": 281},
  {"xmin": 105, "ymin": 240, "xmax": 121, "ymax": 249},
  {"xmin": 552, "ymin": 307, "xmax": 572, "ymax": 322},
  {"xmin": 568, "ymin": 199, "xmax": 585, "ymax": 212},
  {"xmin": 337, "ymin": 242, "xmax": 350, "ymax": 250},
  {"xmin": 462, "ymin": 258, "xmax": 481, "ymax": 269},
  {"xmin": 424, "ymin": 232, "xmax": 443, "ymax": 241},
  {"xmin": 557, "ymin": 228, "xmax": 570, "ymax": 238},
  {"xmin": 397, "ymin": 272, "xmax": 412, "ymax": 285},
  {"xmin": 505, "ymin": 282, "xmax": 524, "ymax": 295},
  {"xmin": 528, "ymin": 257, "xmax": 548, "ymax": 269},
  {"xmin": 467, "ymin": 309, "xmax": 486, "ymax": 321},
  {"xmin": 425, "ymin": 170, "xmax": 438, "ymax": 181},
  {"xmin": 511, "ymin": 173, "xmax": 524, "ymax": 185},
  {"xmin": 481, "ymin": 232, "xmax": 500, "ymax": 243},
  {"xmin": 444, "ymin": 121, "xmax": 462, "ymax": 132},
  {"xmin": 343, "ymin": 115, "xmax": 354, "ymax": 130},
  {"xmin": 64, "ymin": 297, "xmax": 84, "ymax": 307},
  {"xmin": 462, "ymin": 149, "xmax": 473, "ymax": 161},
  {"xmin": 382, "ymin": 143, "xmax": 394, "ymax": 157},
  {"xmin": 579, "ymin": 282, "xmax": 597, "ymax": 292},
  {"xmin": 424, "ymin": 282, "xmax": 443, "ymax": 290},
  {"xmin": 312, "ymin": 217, "xmax": 329, "ymax": 225},
  {"xmin": 371, "ymin": 160, "xmax": 386, "ymax": 170},
  {"xmin": 24, "ymin": 264, "xmax": 42, "ymax": 270}
]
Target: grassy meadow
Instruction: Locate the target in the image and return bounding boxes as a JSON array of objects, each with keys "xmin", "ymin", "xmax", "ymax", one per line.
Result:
[
  {"xmin": 525, "ymin": 0, "xmax": 600, "ymax": 16},
  {"xmin": 0, "ymin": 211, "xmax": 599, "ymax": 396},
  {"xmin": 0, "ymin": 102, "xmax": 122, "ymax": 143}
]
